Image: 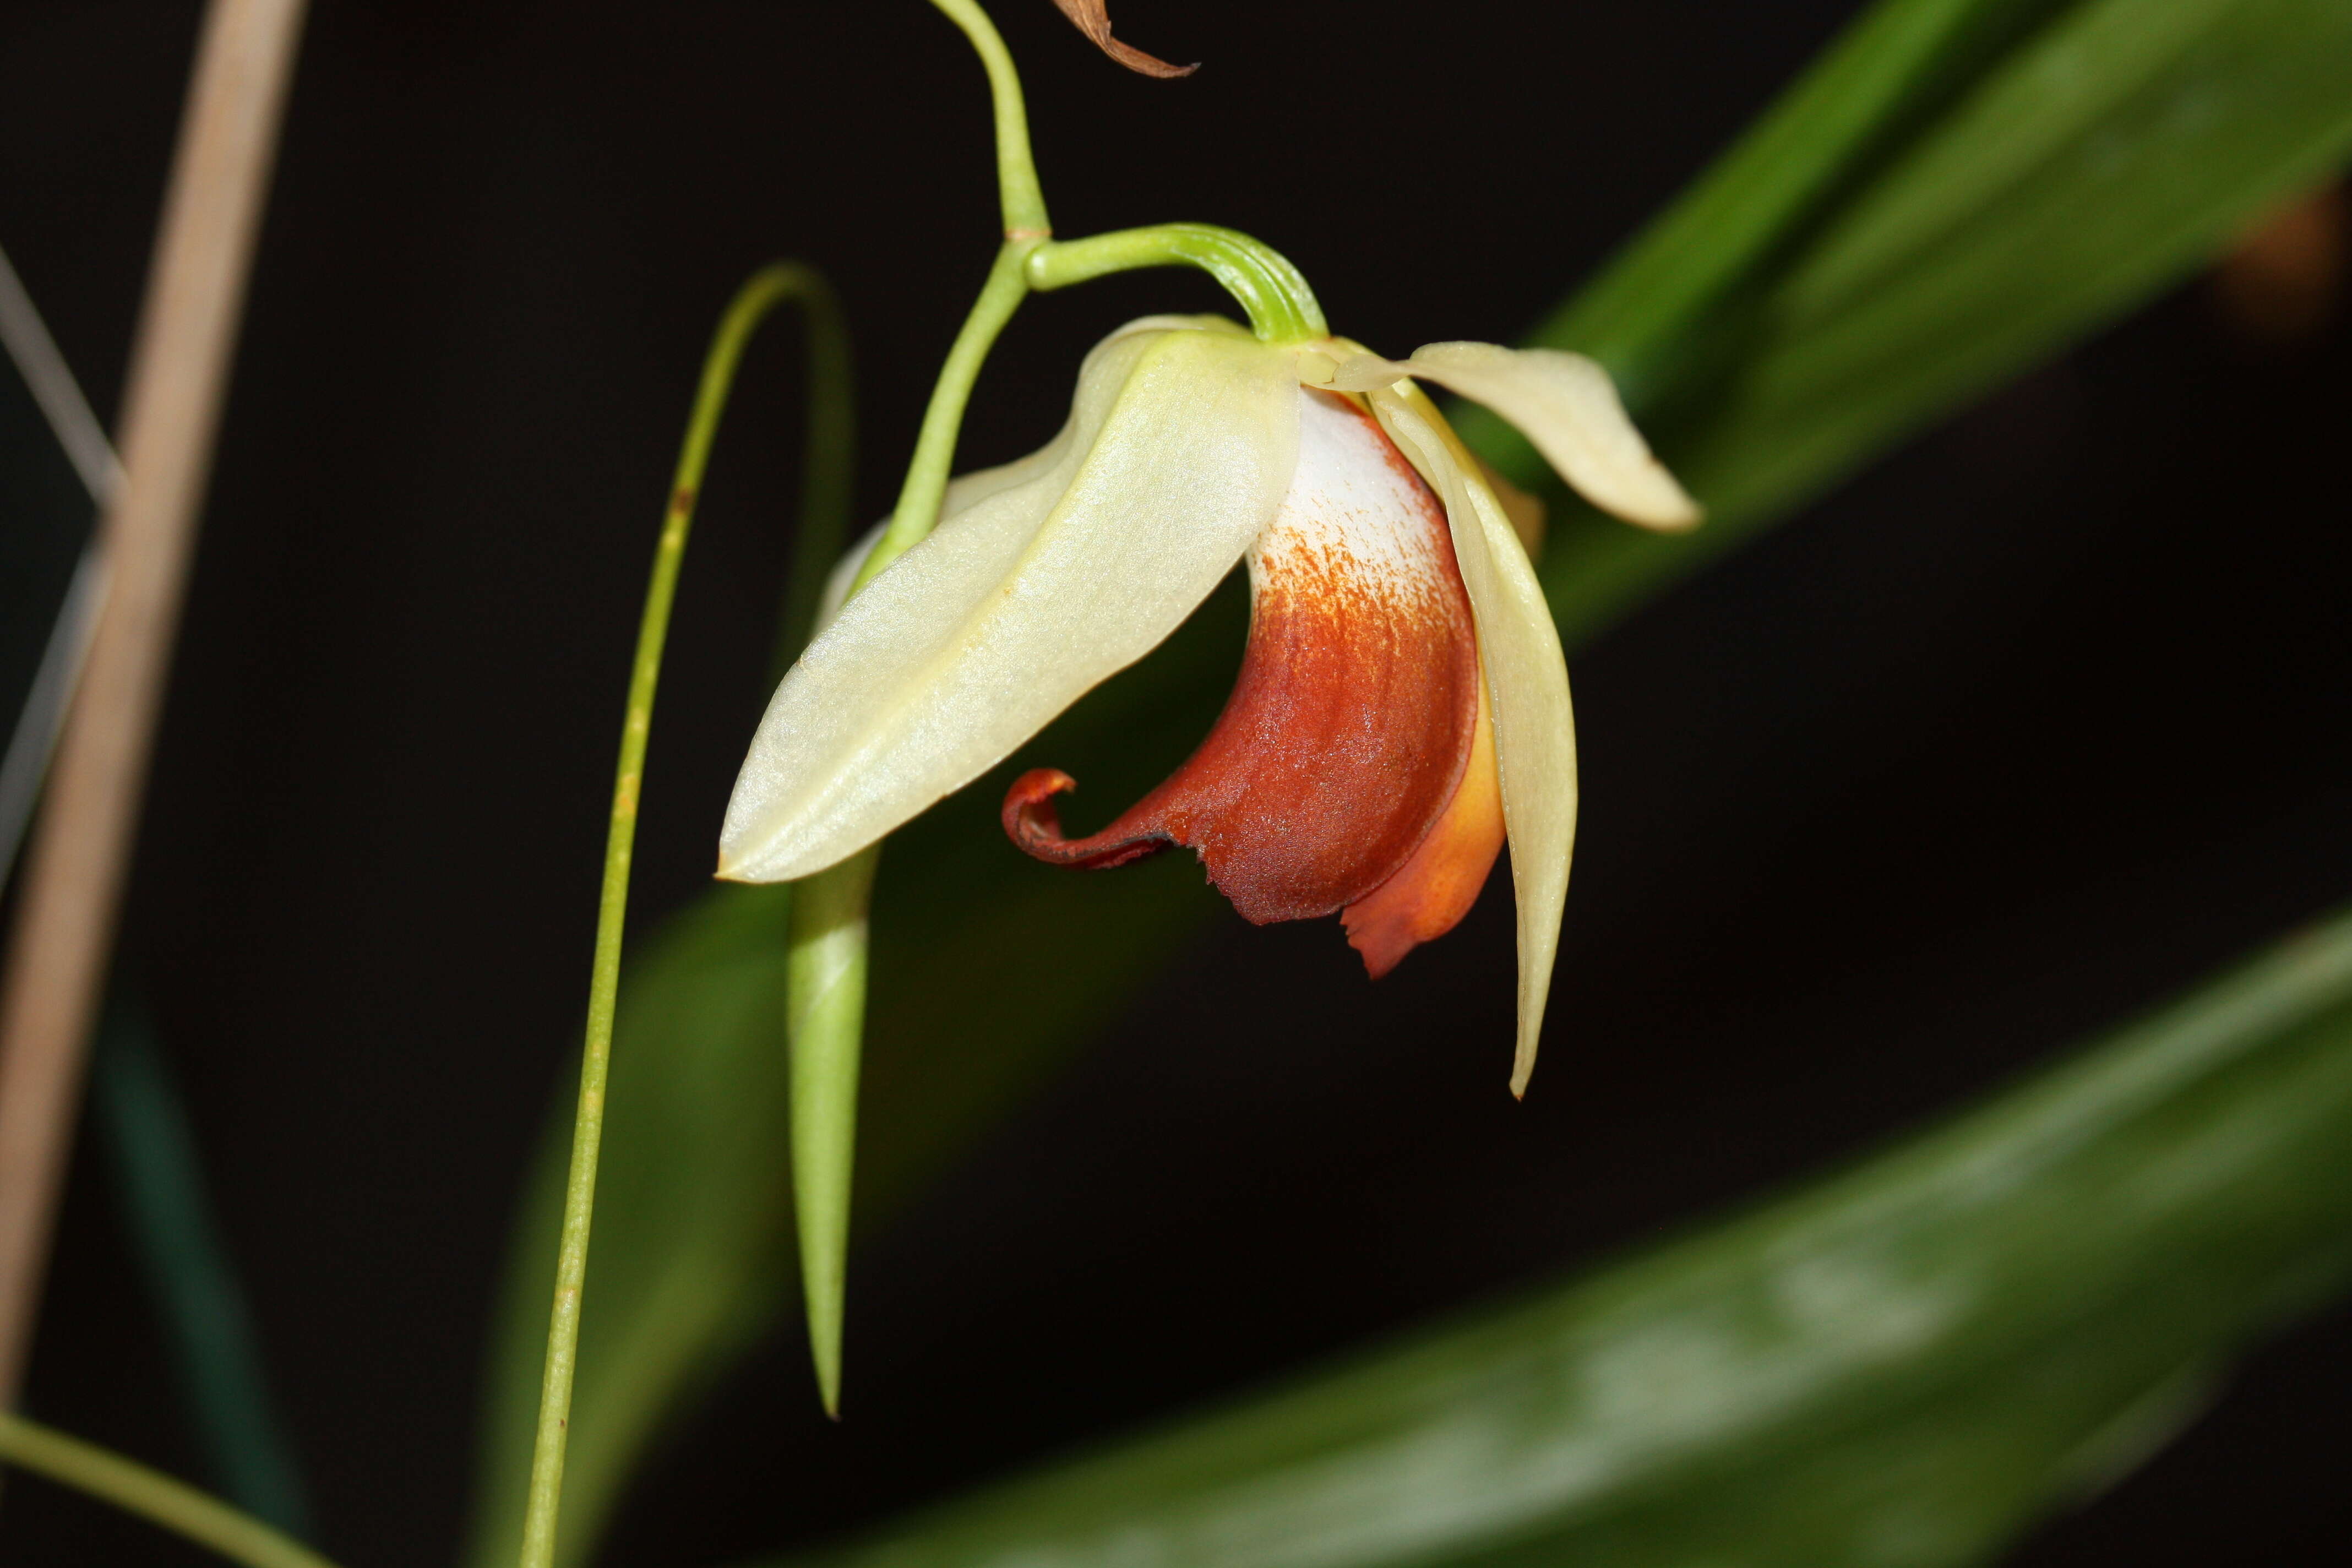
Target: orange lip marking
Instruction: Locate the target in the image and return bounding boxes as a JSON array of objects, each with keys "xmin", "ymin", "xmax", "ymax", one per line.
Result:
[
  {"xmin": 1341, "ymin": 671, "xmax": 1505, "ymax": 977},
  {"xmin": 1005, "ymin": 391, "xmax": 1494, "ymax": 948}
]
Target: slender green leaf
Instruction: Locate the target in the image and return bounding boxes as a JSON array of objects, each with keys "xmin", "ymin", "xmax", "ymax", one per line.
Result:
[
  {"xmin": 1506, "ymin": 0, "xmax": 2352, "ymax": 644},
  {"xmin": 787, "ymin": 845, "xmax": 880, "ymax": 1420},
  {"xmin": 1527, "ymin": 0, "xmax": 2072, "ymax": 402},
  {"xmin": 775, "ymin": 908, "xmax": 2352, "ymax": 1568},
  {"xmin": 95, "ymin": 1003, "xmax": 309, "ymax": 1533}
]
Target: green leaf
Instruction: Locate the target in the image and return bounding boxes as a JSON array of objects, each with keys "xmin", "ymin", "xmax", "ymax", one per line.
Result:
[
  {"xmin": 467, "ymin": 0, "xmax": 2352, "ymax": 1558},
  {"xmin": 1494, "ymin": 0, "xmax": 2352, "ymax": 645},
  {"xmin": 773, "ymin": 909, "xmax": 2352, "ymax": 1568}
]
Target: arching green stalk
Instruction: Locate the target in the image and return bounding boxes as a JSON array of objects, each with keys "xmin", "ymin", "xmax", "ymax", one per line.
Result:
[
  {"xmin": 1029, "ymin": 224, "xmax": 1328, "ymax": 344},
  {"xmin": 852, "ymin": 217, "xmax": 1332, "ymax": 595},
  {"xmin": 0, "ymin": 1413, "xmax": 339, "ymax": 1568},
  {"xmin": 852, "ymin": 239, "xmax": 1039, "ymax": 592},
  {"xmin": 928, "ymin": 0, "xmax": 1051, "ymax": 239},
  {"xmin": 517, "ymin": 262, "xmax": 852, "ymax": 1568}
]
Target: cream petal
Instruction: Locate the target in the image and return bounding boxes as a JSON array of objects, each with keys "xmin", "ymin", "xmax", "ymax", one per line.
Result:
[
  {"xmin": 719, "ymin": 324, "xmax": 1300, "ymax": 883},
  {"xmin": 1324, "ymin": 351, "xmax": 1414, "ymax": 392},
  {"xmin": 811, "ymin": 414, "xmax": 1093, "ymax": 633},
  {"xmin": 1333, "ymin": 341, "xmax": 1700, "ymax": 532},
  {"xmin": 1369, "ymin": 383, "xmax": 1576, "ymax": 1097},
  {"xmin": 811, "ymin": 316, "xmax": 1260, "ymax": 631},
  {"xmin": 1113, "ymin": 312, "xmax": 1255, "ymax": 341}
]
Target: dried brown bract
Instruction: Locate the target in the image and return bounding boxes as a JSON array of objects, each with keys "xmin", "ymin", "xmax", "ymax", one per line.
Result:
[{"xmin": 1049, "ymin": 0, "xmax": 1197, "ymax": 78}]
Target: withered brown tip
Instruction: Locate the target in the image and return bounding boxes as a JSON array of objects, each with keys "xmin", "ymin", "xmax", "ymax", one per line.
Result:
[
  {"xmin": 1003, "ymin": 767, "xmax": 1175, "ymax": 872},
  {"xmin": 1048, "ymin": 0, "xmax": 1200, "ymax": 78}
]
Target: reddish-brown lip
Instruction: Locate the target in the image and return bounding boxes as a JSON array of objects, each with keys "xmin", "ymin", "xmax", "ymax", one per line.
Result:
[
  {"xmin": 1005, "ymin": 390, "xmax": 1499, "ymax": 967},
  {"xmin": 1342, "ymin": 669, "xmax": 1505, "ymax": 978}
]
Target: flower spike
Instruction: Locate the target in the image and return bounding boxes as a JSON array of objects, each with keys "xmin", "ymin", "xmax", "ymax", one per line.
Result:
[{"xmin": 726, "ymin": 316, "xmax": 1696, "ymax": 1096}]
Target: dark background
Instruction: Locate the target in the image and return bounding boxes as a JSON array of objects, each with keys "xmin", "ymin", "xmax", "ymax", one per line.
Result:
[{"xmin": 3, "ymin": 1, "xmax": 2349, "ymax": 1564}]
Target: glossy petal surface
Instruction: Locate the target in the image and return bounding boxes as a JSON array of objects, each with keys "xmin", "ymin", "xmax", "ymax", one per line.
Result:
[
  {"xmin": 1006, "ymin": 390, "xmax": 1480, "ymax": 924},
  {"xmin": 1372, "ymin": 385, "xmax": 1577, "ymax": 1096},
  {"xmin": 1335, "ymin": 341, "xmax": 1701, "ymax": 531},
  {"xmin": 1342, "ymin": 671, "xmax": 1505, "ymax": 979},
  {"xmin": 720, "ymin": 324, "xmax": 1298, "ymax": 883}
]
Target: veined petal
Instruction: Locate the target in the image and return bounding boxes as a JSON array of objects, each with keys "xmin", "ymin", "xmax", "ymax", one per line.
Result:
[
  {"xmin": 719, "ymin": 323, "xmax": 1300, "ymax": 883},
  {"xmin": 1005, "ymin": 389, "xmax": 1480, "ymax": 924},
  {"xmin": 1333, "ymin": 341, "xmax": 1700, "ymax": 532},
  {"xmin": 1370, "ymin": 383, "xmax": 1576, "ymax": 1097}
]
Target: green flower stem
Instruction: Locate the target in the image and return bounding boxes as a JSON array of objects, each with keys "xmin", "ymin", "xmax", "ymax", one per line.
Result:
[
  {"xmin": 928, "ymin": 0, "xmax": 1050, "ymax": 238},
  {"xmin": 852, "ymin": 237, "xmax": 1038, "ymax": 592},
  {"xmin": 0, "ymin": 1413, "xmax": 338, "ymax": 1568},
  {"xmin": 1028, "ymin": 224, "xmax": 1329, "ymax": 344},
  {"xmin": 851, "ymin": 223, "xmax": 1329, "ymax": 600},
  {"xmin": 518, "ymin": 262, "xmax": 849, "ymax": 1568},
  {"xmin": 786, "ymin": 843, "xmax": 882, "ymax": 1418}
]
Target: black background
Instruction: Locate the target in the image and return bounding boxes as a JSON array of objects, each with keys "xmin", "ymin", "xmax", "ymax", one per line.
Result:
[{"xmin": 2, "ymin": 1, "xmax": 2349, "ymax": 1564}]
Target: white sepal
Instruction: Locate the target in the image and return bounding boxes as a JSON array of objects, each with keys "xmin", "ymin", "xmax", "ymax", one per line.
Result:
[
  {"xmin": 720, "ymin": 323, "xmax": 1299, "ymax": 883},
  {"xmin": 1370, "ymin": 383, "xmax": 1577, "ymax": 1097},
  {"xmin": 1333, "ymin": 341, "xmax": 1700, "ymax": 532}
]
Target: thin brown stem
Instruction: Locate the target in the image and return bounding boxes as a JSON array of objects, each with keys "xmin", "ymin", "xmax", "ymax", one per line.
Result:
[{"xmin": 0, "ymin": 0, "xmax": 310, "ymax": 1409}]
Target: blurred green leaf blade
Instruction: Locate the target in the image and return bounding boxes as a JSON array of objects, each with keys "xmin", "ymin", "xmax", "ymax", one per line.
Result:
[
  {"xmin": 1542, "ymin": 0, "xmax": 2071, "ymax": 399},
  {"xmin": 1515, "ymin": 0, "xmax": 2352, "ymax": 647},
  {"xmin": 772, "ymin": 910, "xmax": 2352, "ymax": 1568}
]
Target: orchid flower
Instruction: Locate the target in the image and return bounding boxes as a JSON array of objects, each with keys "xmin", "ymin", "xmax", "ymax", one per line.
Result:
[{"xmin": 718, "ymin": 314, "xmax": 1694, "ymax": 1093}]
